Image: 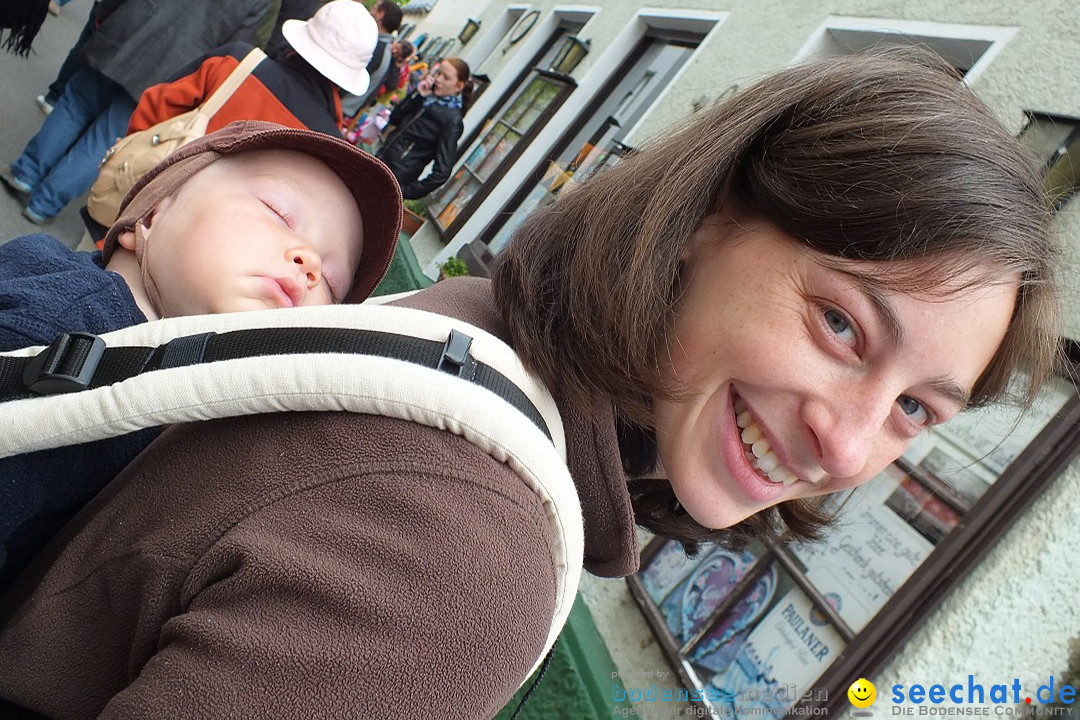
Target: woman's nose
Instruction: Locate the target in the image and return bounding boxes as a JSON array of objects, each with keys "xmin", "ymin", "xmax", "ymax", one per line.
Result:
[
  {"xmin": 801, "ymin": 381, "xmax": 894, "ymax": 481},
  {"xmin": 286, "ymin": 246, "xmax": 323, "ymax": 289}
]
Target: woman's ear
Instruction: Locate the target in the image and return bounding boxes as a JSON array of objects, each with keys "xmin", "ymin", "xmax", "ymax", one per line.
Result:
[{"xmin": 680, "ymin": 212, "xmax": 721, "ymax": 262}]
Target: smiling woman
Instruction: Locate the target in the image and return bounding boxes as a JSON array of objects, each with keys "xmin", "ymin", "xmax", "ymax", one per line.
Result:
[
  {"xmin": 650, "ymin": 216, "xmax": 1018, "ymax": 531},
  {"xmin": 493, "ymin": 49, "xmax": 1061, "ymax": 548}
]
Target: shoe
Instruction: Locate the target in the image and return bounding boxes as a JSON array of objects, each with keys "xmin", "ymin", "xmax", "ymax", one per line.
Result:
[
  {"xmin": 48, "ymin": 1, "xmax": 60, "ymax": 16},
  {"xmin": 22, "ymin": 206, "xmax": 54, "ymax": 226},
  {"xmin": 0, "ymin": 167, "xmax": 32, "ymax": 202},
  {"xmin": 35, "ymin": 94, "xmax": 54, "ymax": 116}
]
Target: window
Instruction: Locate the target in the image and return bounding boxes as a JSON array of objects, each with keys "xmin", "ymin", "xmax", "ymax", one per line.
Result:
[
  {"xmin": 460, "ymin": 15, "xmax": 590, "ymax": 156},
  {"xmin": 429, "ymin": 70, "xmax": 575, "ymax": 231},
  {"xmin": 793, "ymin": 17, "xmax": 1016, "ymax": 82},
  {"xmin": 1018, "ymin": 111, "xmax": 1080, "ymax": 209},
  {"xmin": 422, "ymin": 9, "xmax": 724, "ymax": 278},
  {"xmin": 483, "ymin": 32, "xmax": 700, "ymax": 257}
]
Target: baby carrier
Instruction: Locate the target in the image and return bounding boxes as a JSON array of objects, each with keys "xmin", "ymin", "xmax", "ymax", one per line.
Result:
[{"xmin": 0, "ymin": 299, "xmax": 583, "ymax": 695}]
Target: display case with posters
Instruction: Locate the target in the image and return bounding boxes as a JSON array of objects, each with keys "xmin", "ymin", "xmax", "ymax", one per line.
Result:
[
  {"xmin": 628, "ymin": 354, "xmax": 1080, "ymax": 718},
  {"xmin": 485, "ymin": 138, "xmax": 634, "ymax": 257},
  {"xmin": 428, "ymin": 70, "xmax": 575, "ymax": 236}
]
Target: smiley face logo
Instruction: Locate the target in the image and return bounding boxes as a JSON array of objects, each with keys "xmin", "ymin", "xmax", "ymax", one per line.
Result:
[{"xmin": 848, "ymin": 678, "xmax": 877, "ymax": 708}]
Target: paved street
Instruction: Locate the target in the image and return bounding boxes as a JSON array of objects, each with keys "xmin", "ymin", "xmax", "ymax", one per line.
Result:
[{"xmin": 1, "ymin": 0, "xmax": 96, "ymax": 247}]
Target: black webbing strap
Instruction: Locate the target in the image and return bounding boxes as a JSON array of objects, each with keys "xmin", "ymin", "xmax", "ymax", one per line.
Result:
[
  {"xmin": 0, "ymin": 327, "xmax": 551, "ymax": 440},
  {"xmin": 510, "ymin": 640, "xmax": 558, "ymax": 720}
]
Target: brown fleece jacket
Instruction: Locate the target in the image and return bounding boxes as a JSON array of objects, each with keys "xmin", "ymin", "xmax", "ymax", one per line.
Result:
[{"xmin": 0, "ymin": 278, "xmax": 639, "ymax": 719}]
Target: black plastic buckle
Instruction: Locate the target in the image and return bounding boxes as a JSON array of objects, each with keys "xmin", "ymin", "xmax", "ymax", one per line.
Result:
[
  {"xmin": 22, "ymin": 332, "xmax": 106, "ymax": 395},
  {"xmin": 438, "ymin": 329, "xmax": 474, "ymax": 377}
]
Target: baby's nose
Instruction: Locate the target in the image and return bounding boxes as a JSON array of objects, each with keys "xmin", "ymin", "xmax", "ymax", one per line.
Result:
[{"xmin": 286, "ymin": 247, "xmax": 323, "ymax": 289}]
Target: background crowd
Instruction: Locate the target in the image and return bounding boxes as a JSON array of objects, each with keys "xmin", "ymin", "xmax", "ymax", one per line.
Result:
[{"xmin": 1, "ymin": 0, "xmax": 470, "ymax": 237}]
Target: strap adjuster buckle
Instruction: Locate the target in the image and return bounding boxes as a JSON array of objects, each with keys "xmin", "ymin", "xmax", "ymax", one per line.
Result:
[
  {"xmin": 438, "ymin": 329, "xmax": 474, "ymax": 377},
  {"xmin": 22, "ymin": 332, "xmax": 106, "ymax": 395}
]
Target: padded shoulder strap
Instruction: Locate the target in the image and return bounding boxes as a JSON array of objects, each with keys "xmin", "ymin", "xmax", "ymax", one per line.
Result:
[
  {"xmin": 0, "ymin": 304, "xmax": 582, "ymax": 673},
  {"xmin": 200, "ymin": 47, "xmax": 266, "ymax": 116}
]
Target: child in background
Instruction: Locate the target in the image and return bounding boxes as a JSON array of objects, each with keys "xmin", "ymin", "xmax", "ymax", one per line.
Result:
[
  {"xmin": 0, "ymin": 120, "xmax": 403, "ymax": 591},
  {"xmin": 344, "ymin": 41, "xmax": 416, "ymax": 145},
  {"xmin": 376, "ymin": 40, "xmax": 417, "ymax": 107}
]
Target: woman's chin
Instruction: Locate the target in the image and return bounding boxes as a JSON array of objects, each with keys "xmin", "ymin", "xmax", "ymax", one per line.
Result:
[
  {"xmin": 672, "ymin": 465, "xmax": 759, "ymax": 530},
  {"xmin": 680, "ymin": 496, "xmax": 754, "ymax": 531}
]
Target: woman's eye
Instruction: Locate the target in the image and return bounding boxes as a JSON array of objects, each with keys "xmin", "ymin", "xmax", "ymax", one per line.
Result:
[
  {"xmin": 823, "ymin": 307, "xmax": 857, "ymax": 347},
  {"xmin": 897, "ymin": 394, "xmax": 931, "ymax": 427}
]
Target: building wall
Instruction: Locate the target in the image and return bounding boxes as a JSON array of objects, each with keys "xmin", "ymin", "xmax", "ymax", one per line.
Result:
[
  {"xmin": 402, "ymin": 0, "xmax": 494, "ymax": 39},
  {"xmin": 1060, "ymin": 209, "xmax": 1080, "ymax": 341},
  {"xmin": 407, "ymin": 0, "xmax": 1080, "ymax": 707}
]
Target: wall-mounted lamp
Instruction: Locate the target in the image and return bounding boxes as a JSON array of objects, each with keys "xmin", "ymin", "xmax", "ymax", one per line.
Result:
[
  {"xmin": 548, "ymin": 35, "xmax": 591, "ymax": 75},
  {"xmin": 458, "ymin": 18, "xmax": 481, "ymax": 45}
]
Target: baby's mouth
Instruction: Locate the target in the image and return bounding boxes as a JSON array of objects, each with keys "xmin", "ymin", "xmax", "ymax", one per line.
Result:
[
  {"xmin": 273, "ymin": 277, "xmax": 304, "ymax": 308},
  {"xmin": 733, "ymin": 397, "xmax": 800, "ymax": 486}
]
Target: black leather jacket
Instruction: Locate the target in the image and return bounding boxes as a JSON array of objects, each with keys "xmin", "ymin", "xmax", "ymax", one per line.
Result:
[{"xmin": 377, "ymin": 92, "xmax": 463, "ymax": 200}]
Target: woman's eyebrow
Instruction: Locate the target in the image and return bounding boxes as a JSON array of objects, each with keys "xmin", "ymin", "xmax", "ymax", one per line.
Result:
[
  {"xmin": 927, "ymin": 377, "xmax": 971, "ymax": 411},
  {"xmin": 854, "ymin": 278, "xmax": 905, "ymax": 346}
]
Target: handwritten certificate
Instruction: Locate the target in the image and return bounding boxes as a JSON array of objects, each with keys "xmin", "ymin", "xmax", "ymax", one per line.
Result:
[{"xmin": 790, "ymin": 470, "xmax": 935, "ymax": 633}]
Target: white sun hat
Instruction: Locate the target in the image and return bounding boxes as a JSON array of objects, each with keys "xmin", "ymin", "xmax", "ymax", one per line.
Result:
[{"xmin": 282, "ymin": 0, "xmax": 379, "ymax": 96}]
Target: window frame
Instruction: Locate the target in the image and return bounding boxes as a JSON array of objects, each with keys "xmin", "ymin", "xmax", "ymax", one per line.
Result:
[{"xmin": 1019, "ymin": 110, "xmax": 1080, "ymax": 210}]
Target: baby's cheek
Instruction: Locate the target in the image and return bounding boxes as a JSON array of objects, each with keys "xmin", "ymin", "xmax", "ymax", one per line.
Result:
[{"xmin": 317, "ymin": 283, "xmax": 338, "ymax": 306}]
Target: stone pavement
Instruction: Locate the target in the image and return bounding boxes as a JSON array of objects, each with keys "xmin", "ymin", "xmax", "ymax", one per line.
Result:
[{"xmin": 1, "ymin": 0, "xmax": 95, "ymax": 247}]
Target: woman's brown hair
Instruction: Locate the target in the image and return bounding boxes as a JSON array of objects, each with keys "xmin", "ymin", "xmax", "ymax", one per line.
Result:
[
  {"xmin": 442, "ymin": 57, "xmax": 474, "ymax": 112},
  {"xmin": 491, "ymin": 51, "xmax": 1062, "ymax": 548}
]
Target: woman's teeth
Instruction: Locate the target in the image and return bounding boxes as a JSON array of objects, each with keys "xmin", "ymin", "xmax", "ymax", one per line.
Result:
[{"xmin": 734, "ymin": 400, "xmax": 798, "ymax": 486}]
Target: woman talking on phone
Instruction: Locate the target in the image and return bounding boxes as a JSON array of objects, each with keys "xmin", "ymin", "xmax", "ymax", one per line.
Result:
[{"xmin": 376, "ymin": 58, "xmax": 471, "ymax": 199}]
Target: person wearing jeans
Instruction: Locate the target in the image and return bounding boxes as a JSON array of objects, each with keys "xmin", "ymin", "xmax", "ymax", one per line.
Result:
[
  {"xmin": 2, "ymin": 68, "xmax": 135, "ymax": 224},
  {"xmin": 36, "ymin": 0, "xmax": 93, "ymax": 116},
  {"xmin": 1, "ymin": 0, "xmax": 277, "ymax": 224}
]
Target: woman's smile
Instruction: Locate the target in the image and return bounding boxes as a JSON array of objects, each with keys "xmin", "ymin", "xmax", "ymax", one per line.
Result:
[
  {"xmin": 718, "ymin": 386, "xmax": 792, "ymax": 505},
  {"xmin": 732, "ymin": 393, "xmax": 810, "ymax": 486}
]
